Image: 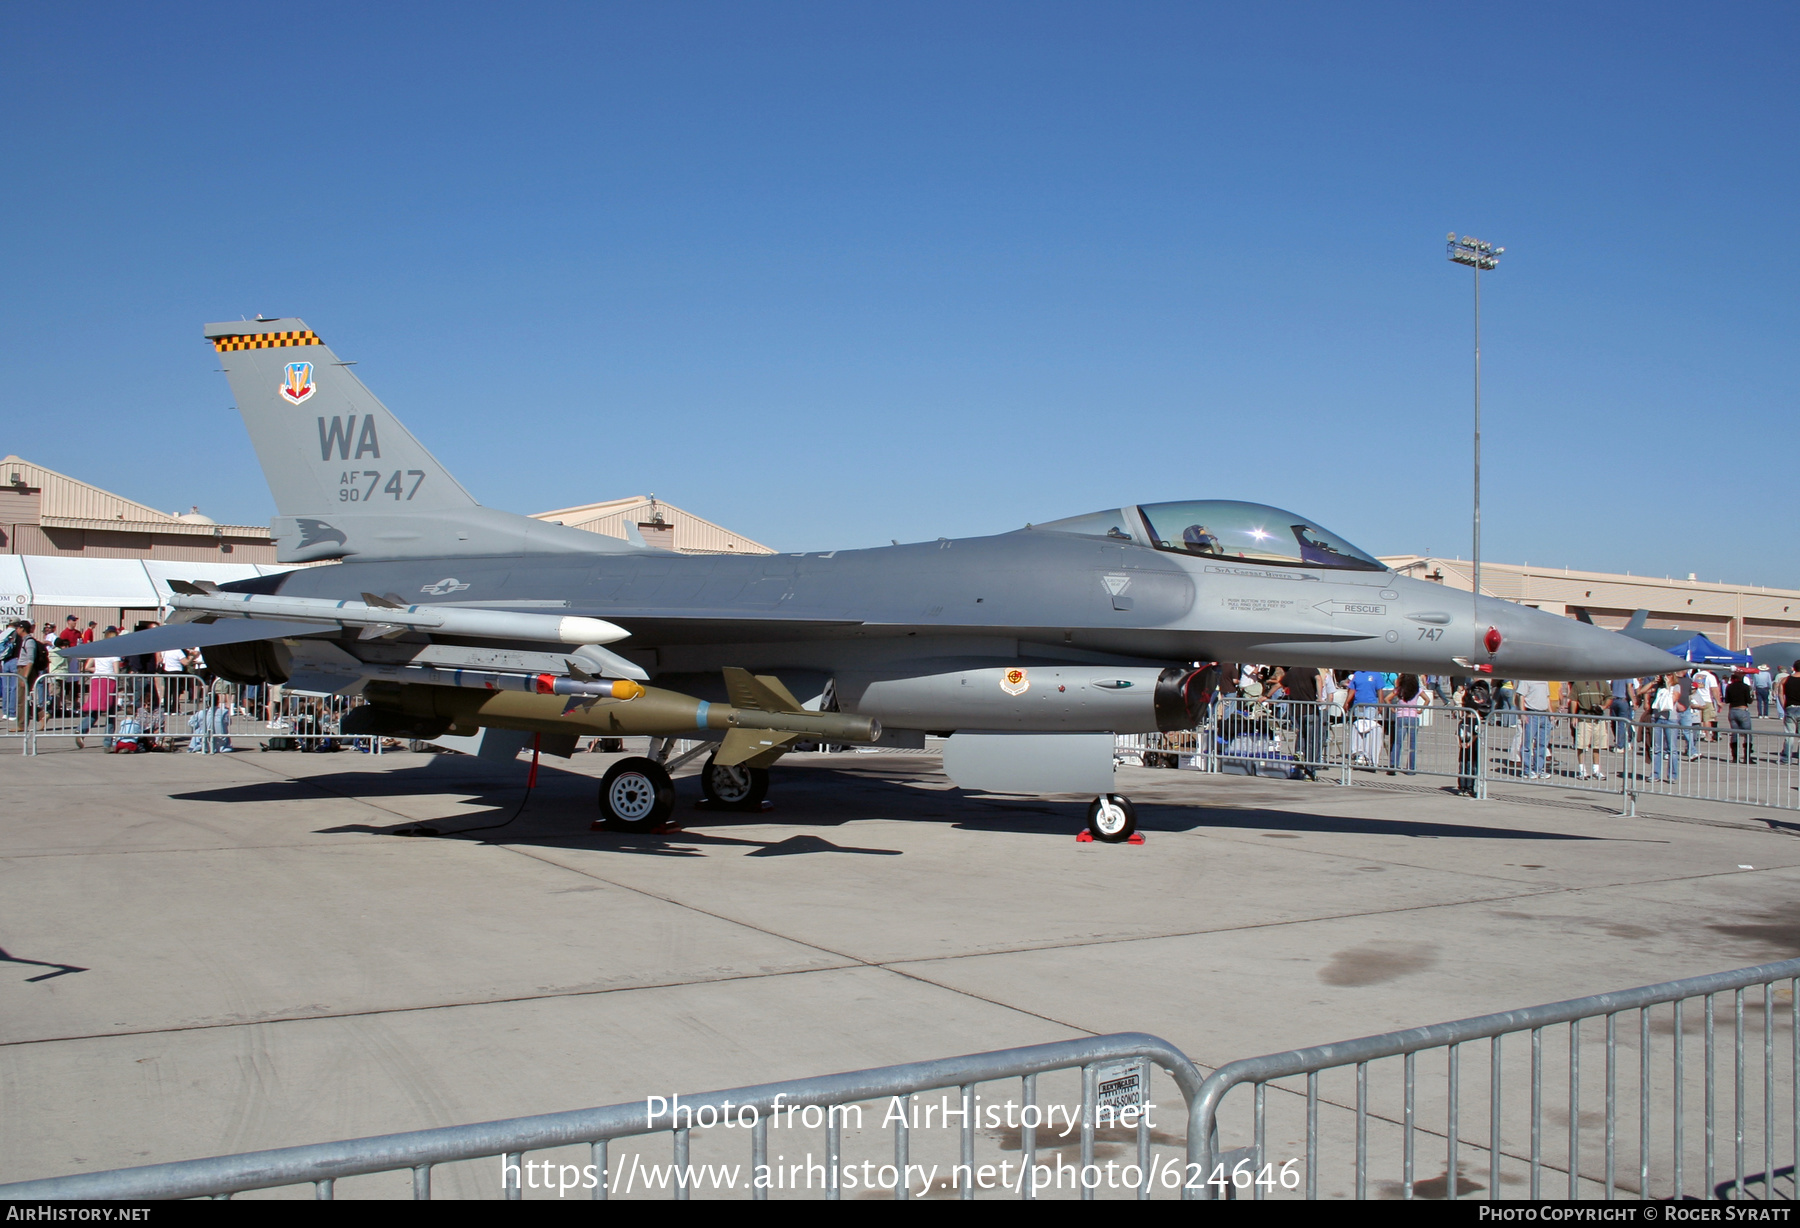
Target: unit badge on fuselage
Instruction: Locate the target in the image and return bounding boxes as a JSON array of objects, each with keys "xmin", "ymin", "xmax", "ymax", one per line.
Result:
[{"xmin": 1001, "ymin": 667, "xmax": 1030, "ymax": 696}]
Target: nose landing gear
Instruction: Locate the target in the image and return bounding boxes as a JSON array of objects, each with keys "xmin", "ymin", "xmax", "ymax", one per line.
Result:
[{"xmin": 1084, "ymin": 793, "xmax": 1138, "ymax": 843}]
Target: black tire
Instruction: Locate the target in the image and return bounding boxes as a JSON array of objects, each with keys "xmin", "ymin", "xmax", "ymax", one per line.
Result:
[
  {"xmin": 598, "ymin": 757, "xmax": 675, "ymax": 832},
  {"xmin": 1085, "ymin": 794, "xmax": 1138, "ymax": 843},
  {"xmin": 700, "ymin": 754, "xmax": 769, "ymax": 809}
]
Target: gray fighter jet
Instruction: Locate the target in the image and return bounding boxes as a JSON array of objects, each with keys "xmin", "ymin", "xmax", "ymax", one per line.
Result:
[
  {"xmin": 1573, "ymin": 608, "xmax": 1693, "ymax": 653},
  {"xmin": 68, "ymin": 319, "xmax": 1683, "ymax": 841}
]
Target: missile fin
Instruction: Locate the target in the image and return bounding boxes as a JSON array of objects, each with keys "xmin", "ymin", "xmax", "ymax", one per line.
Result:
[
  {"xmin": 166, "ymin": 579, "xmax": 220, "ymax": 596},
  {"xmin": 721, "ymin": 666, "xmax": 803, "ymax": 714},
  {"xmin": 715, "ymin": 727, "xmax": 798, "ymax": 767}
]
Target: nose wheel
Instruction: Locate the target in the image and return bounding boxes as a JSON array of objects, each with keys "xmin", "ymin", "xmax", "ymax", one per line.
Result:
[
  {"xmin": 598, "ymin": 757, "xmax": 675, "ymax": 832},
  {"xmin": 700, "ymin": 753, "xmax": 770, "ymax": 810},
  {"xmin": 1085, "ymin": 794, "xmax": 1138, "ymax": 843}
]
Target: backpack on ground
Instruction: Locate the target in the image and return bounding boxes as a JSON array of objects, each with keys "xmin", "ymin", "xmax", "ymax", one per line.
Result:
[{"xmin": 111, "ymin": 715, "xmax": 145, "ymax": 753}]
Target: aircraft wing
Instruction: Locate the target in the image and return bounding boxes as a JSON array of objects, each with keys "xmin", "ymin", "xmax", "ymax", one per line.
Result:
[{"xmin": 58, "ymin": 620, "xmax": 334, "ymax": 659}]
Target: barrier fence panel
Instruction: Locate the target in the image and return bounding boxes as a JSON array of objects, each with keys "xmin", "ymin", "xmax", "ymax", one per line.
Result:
[
  {"xmin": 1193, "ymin": 958, "xmax": 1800, "ymax": 1201},
  {"xmin": 1119, "ymin": 701, "xmax": 1800, "ymax": 816},
  {"xmin": 19, "ymin": 674, "xmax": 383, "ymax": 757},
  {"xmin": 0, "ymin": 1034, "xmax": 1205, "ymax": 1202}
]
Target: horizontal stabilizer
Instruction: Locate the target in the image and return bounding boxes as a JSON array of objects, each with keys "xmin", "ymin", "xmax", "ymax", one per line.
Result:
[{"xmin": 58, "ymin": 619, "xmax": 330, "ymax": 659}]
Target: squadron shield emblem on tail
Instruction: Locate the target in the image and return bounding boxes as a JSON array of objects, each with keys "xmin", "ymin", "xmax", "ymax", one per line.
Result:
[{"xmin": 280, "ymin": 362, "xmax": 315, "ymax": 405}]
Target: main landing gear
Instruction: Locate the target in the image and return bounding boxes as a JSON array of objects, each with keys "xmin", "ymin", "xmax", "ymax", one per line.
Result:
[
  {"xmin": 1084, "ymin": 794, "xmax": 1138, "ymax": 843},
  {"xmin": 597, "ymin": 757, "xmax": 676, "ymax": 832},
  {"xmin": 596, "ymin": 742, "xmax": 771, "ymax": 830},
  {"xmin": 699, "ymin": 753, "xmax": 770, "ymax": 810}
]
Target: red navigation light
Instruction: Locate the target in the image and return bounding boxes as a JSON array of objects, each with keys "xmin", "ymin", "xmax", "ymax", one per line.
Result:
[{"xmin": 1484, "ymin": 626, "xmax": 1503, "ymax": 654}]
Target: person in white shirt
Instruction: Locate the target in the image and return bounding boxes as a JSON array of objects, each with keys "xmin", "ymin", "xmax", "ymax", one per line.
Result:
[
  {"xmin": 78, "ymin": 627, "xmax": 123, "ymax": 749},
  {"xmin": 1691, "ymin": 668, "xmax": 1721, "ymax": 743},
  {"xmin": 1516, "ymin": 679, "xmax": 1552, "ymax": 779}
]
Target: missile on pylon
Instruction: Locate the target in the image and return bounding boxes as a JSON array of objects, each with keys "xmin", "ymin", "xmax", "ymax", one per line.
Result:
[{"xmin": 164, "ymin": 585, "xmax": 629, "ymax": 647}]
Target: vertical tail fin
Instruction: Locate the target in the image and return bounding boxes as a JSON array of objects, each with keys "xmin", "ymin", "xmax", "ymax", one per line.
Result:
[
  {"xmin": 206, "ymin": 318, "xmax": 476, "ymax": 517},
  {"xmin": 205, "ymin": 319, "xmax": 632, "ymax": 562}
]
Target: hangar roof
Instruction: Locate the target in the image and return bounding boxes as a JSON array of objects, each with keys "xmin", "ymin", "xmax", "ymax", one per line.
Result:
[
  {"xmin": 1, "ymin": 455, "xmax": 270, "ymax": 540},
  {"xmin": 531, "ymin": 496, "xmax": 773, "ymax": 555}
]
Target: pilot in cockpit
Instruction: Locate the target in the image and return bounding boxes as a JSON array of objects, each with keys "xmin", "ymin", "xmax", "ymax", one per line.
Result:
[{"xmin": 1181, "ymin": 524, "xmax": 1222, "ymax": 555}]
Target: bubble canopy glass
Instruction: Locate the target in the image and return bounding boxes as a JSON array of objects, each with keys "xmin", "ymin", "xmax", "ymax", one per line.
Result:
[{"xmin": 1036, "ymin": 500, "xmax": 1385, "ymax": 572}]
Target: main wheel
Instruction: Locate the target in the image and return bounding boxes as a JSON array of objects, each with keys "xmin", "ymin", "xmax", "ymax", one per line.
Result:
[
  {"xmin": 1085, "ymin": 794, "xmax": 1138, "ymax": 843},
  {"xmin": 700, "ymin": 754, "xmax": 769, "ymax": 809},
  {"xmin": 598, "ymin": 757, "xmax": 675, "ymax": 832}
]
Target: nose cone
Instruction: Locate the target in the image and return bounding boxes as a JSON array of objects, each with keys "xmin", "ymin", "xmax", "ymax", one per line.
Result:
[{"xmin": 1480, "ymin": 597, "xmax": 1680, "ymax": 679}]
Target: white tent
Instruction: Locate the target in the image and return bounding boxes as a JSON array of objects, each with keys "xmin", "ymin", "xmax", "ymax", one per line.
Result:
[{"xmin": 6, "ymin": 556, "xmax": 301, "ymax": 612}]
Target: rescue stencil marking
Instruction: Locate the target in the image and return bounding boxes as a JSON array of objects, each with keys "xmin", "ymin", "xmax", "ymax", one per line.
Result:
[
  {"xmin": 1314, "ymin": 600, "xmax": 1387, "ymax": 616},
  {"xmin": 1224, "ymin": 598, "xmax": 1295, "ymax": 612}
]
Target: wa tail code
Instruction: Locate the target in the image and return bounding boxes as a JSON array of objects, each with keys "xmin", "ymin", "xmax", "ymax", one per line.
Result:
[{"xmin": 318, "ymin": 414, "xmax": 382, "ymax": 461}]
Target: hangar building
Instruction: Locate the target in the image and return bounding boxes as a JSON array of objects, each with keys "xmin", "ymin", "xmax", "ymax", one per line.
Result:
[
  {"xmin": 1381, "ymin": 555, "xmax": 1800, "ymax": 653},
  {"xmin": 529, "ymin": 496, "xmax": 774, "ymax": 555}
]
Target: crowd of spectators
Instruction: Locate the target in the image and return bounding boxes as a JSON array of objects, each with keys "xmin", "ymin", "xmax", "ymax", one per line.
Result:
[
  {"xmin": 1209, "ymin": 659, "xmax": 1800, "ymax": 794},
  {"xmin": 1, "ymin": 616, "xmax": 209, "ymax": 746}
]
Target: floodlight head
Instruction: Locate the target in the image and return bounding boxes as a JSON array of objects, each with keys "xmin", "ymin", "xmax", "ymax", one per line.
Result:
[{"xmin": 1447, "ymin": 233, "xmax": 1504, "ymax": 270}]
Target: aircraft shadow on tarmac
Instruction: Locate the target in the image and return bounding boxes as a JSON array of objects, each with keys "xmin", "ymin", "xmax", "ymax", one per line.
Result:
[
  {"xmin": 161, "ymin": 755, "xmax": 1625, "ymax": 855},
  {"xmin": 0, "ymin": 946, "xmax": 87, "ymax": 983}
]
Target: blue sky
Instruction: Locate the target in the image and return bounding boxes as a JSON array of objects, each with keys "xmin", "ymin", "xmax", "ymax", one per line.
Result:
[{"xmin": 3, "ymin": 2, "xmax": 1794, "ymax": 585}]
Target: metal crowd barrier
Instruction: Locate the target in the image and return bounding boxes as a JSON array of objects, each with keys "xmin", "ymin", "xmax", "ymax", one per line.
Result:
[
  {"xmin": 0, "ymin": 1034, "xmax": 1204, "ymax": 1201},
  {"xmin": 16, "ymin": 673, "xmax": 382, "ymax": 757},
  {"xmin": 1194, "ymin": 957, "xmax": 1800, "ymax": 1201},
  {"xmin": 1119, "ymin": 698, "xmax": 1800, "ymax": 815},
  {"xmin": 8, "ymin": 960, "xmax": 1799, "ymax": 1200}
]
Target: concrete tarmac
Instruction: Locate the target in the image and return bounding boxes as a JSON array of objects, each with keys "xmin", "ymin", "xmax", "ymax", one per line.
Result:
[{"xmin": 3, "ymin": 746, "xmax": 1798, "ymax": 1197}]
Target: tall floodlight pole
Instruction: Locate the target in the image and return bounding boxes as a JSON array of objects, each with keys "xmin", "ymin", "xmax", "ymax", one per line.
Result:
[{"xmin": 1446, "ymin": 233, "xmax": 1503, "ymax": 648}]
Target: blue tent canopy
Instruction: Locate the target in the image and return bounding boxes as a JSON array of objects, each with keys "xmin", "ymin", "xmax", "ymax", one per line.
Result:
[{"xmin": 1666, "ymin": 633, "xmax": 1752, "ymax": 667}]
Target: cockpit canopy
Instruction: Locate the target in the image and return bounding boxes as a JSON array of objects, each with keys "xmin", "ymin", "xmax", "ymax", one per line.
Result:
[{"xmin": 1032, "ymin": 500, "xmax": 1385, "ymax": 572}]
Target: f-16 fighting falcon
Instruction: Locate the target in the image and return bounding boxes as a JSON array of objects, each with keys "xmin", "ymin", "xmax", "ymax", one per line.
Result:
[{"xmin": 67, "ymin": 319, "xmax": 1681, "ymax": 841}]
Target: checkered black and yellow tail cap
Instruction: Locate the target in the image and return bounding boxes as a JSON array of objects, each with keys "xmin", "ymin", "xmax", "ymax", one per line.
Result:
[{"xmin": 210, "ymin": 328, "xmax": 323, "ymax": 352}]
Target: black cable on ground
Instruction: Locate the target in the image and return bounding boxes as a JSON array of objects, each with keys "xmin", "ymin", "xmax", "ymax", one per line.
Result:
[{"xmin": 398, "ymin": 734, "xmax": 540, "ymax": 838}]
